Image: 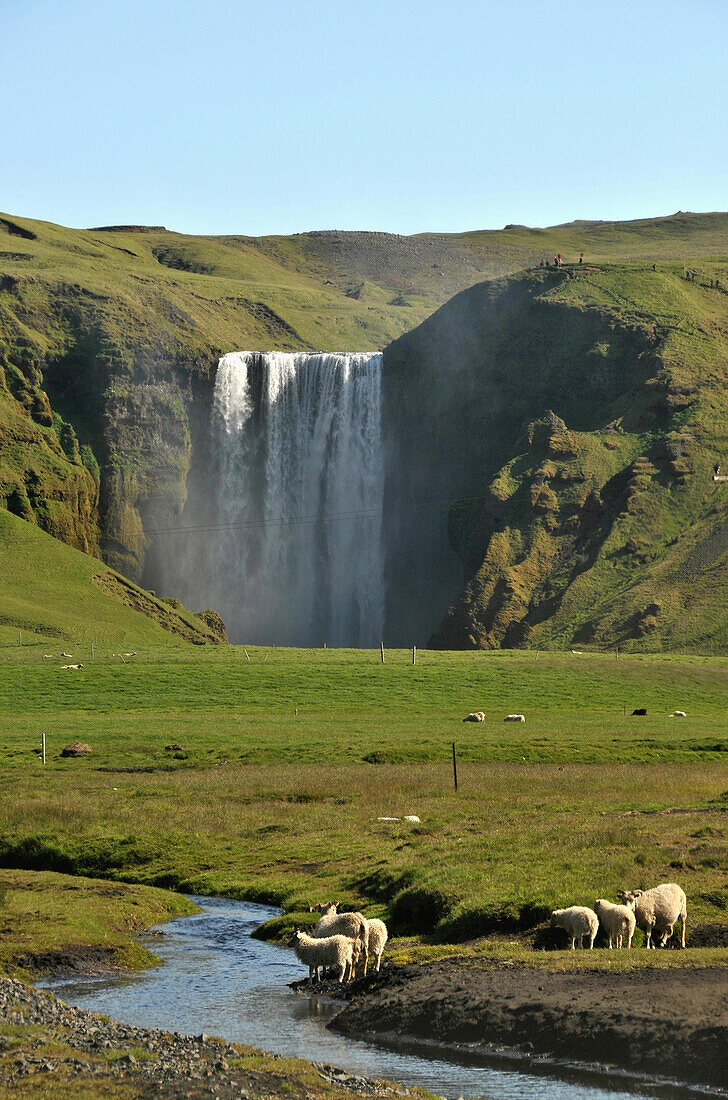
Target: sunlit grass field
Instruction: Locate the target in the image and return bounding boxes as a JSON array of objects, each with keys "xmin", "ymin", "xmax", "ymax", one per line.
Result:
[{"xmin": 0, "ymin": 644, "xmax": 726, "ymax": 967}]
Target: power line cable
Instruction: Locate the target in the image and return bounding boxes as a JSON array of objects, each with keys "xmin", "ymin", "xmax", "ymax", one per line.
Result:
[{"xmin": 146, "ymin": 494, "xmax": 481, "ymax": 535}]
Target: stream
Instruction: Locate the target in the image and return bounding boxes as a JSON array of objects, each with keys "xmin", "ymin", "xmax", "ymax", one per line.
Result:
[{"xmin": 45, "ymin": 896, "xmax": 658, "ymax": 1100}]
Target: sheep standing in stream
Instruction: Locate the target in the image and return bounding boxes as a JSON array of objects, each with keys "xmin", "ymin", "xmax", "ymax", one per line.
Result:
[
  {"xmin": 595, "ymin": 898, "xmax": 636, "ymax": 948},
  {"xmin": 617, "ymin": 883, "xmax": 687, "ymax": 948},
  {"xmin": 550, "ymin": 906, "xmax": 599, "ymax": 949},
  {"xmin": 309, "ymin": 902, "xmax": 369, "ymax": 974},
  {"xmin": 287, "ymin": 930, "xmax": 356, "ymax": 983}
]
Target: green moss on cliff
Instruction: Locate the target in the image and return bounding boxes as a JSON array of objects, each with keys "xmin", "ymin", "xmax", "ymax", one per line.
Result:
[{"xmin": 386, "ymin": 263, "xmax": 728, "ymax": 653}]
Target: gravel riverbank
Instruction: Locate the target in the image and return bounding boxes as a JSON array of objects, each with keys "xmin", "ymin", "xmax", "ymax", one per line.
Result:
[{"xmin": 0, "ymin": 976, "xmax": 412, "ymax": 1099}]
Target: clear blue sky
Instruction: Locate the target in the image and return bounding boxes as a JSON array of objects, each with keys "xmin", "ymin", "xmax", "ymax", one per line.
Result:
[{"xmin": 2, "ymin": 0, "xmax": 726, "ymax": 236}]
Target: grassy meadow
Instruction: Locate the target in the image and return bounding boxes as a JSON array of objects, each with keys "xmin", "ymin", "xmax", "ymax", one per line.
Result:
[
  {"xmin": 0, "ymin": 868, "xmax": 196, "ymax": 975},
  {"xmin": 1, "ymin": 643, "xmax": 727, "ymax": 971}
]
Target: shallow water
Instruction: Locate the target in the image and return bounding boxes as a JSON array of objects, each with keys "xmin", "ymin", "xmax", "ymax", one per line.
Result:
[{"xmin": 46, "ymin": 897, "xmax": 656, "ymax": 1100}]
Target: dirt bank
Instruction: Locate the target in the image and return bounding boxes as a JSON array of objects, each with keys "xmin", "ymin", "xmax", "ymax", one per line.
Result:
[{"xmin": 329, "ymin": 959, "xmax": 728, "ymax": 1095}]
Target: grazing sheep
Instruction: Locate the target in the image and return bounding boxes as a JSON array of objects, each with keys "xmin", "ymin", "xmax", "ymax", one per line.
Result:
[
  {"xmin": 594, "ymin": 898, "xmax": 636, "ymax": 949},
  {"xmin": 504, "ymin": 714, "xmax": 525, "ymax": 722},
  {"xmin": 631, "ymin": 708, "xmax": 647, "ymax": 716},
  {"xmin": 287, "ymin": 929, "xmax": 355, "ymax": 983},
  {"xmin": 60, "ymin": 663, "xmax": 84, "ymax": 670},
  {"xmin": 352, "ymin": 917, "xmax": 389, "ymax": 976},
  {"xmin": 550, "ymin": 906, "xmax": 599, "ymax": 949},
  {"xmin": 403, "ymin": 815, "xmax": 420, "ymax": 823},
  {"xmin": 617, "ymin": 883, "xmax": 687, "ymax": 949},
  {"xmin": 669, "ymin": 711, "xmax": 687, "ymax": 718},
  {"xmin": 463, "ymin": 712, "xmax": 485, "ymax": 722},
  {"xmin": 309, "ymin": 902, "xmax": 369, "ymax": 973}
]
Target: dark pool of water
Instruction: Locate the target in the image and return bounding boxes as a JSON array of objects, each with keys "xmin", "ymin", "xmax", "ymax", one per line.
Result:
[{"xmin": 45, "ymin": 897, "xmax": 661, "ymax": 1100}]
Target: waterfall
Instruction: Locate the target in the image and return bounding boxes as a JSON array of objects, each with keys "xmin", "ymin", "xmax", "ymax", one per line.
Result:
[{"xmin": 210, "ymin": 351, "xmax": 385, "ymax": 647}]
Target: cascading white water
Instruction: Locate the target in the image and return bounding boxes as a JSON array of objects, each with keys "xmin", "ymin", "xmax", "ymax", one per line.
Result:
[{"xmin": 210, "ymin": 351, "xmax": 385, "ymax": 647}]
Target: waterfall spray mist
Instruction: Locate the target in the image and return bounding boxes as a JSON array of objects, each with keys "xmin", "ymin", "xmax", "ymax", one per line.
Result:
[{"xmin": 211, "ymin": 351, "xmax": 385, "ymax": 647}]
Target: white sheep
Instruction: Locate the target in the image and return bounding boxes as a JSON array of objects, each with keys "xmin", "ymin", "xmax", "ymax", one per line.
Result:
[
  {"xmin": 550, "ymin": 906, "xmax": 599, "ymax": 949},
  {"xmin": 617, "ymin": 883, "xmax": 687, "ymax": 949},
  {"xmin": 594, "ymin": 898, "xmax": 636, "ymax": 949},
  {"xmin": 463, "ymin": 712, "xmax": 485, "ymax": 722},
  {"xmin": 353, "ymin": 917, "xmax": 388, "ymax": 976},
  {"xmin": 669, "ymin": 711, "xmax": 687, "ymax": 718},
  {"xmin": 287, "ymin": 929, "xmax": 355, "ymax": 982},
  {"xmin": 504, "ymin": 714, "xmax": 525, "ymax": 722},
  {"xmin": 309, "ymin": 902, "xmax": 369, "ymax": 973}
]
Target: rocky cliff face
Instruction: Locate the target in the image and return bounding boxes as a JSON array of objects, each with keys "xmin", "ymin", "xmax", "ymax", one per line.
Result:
[
  {"xmin": 0, "ymin": 337, "xmax": 100, "ymax": 554},
  {"xmin": 385, "ymin": 264, "xmax": 728, "ymax": 652},
  {"xmin": 0, "ymin": 255, "xmax": 218, "ymax": 585},
  {"xmin": 430, "ymin": 412, "xmax": 634, "ymax": 648},
  {"xmin": 45, "ymin": 342, "xmax": 199, "ymax": 580}
]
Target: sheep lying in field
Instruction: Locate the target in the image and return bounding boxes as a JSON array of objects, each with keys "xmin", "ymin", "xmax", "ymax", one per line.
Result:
[
  {"xmin": 595, "ymin": 898, "xmax": 636, "ymax": 949},
  {"xmin": 463, "ymin": 711, "xmax": 485, "ymax": 722},
  {"xmin": 288, "ymin": 929, "xmax": 356, "ymax": 982},
  {"xmin": 550, "ymin": 906, "xmax": 599, "ymax": 949},
  {"xmin": 309, "ymin": 902, "xmax": 369, "ymax": 973},
  {"xmin": 504, "ymin": 714, "xmax": 525, "ymax": 722},
  {"xmin": 617, "ymin": 883, "xmax": 687, "ymax": 949}
]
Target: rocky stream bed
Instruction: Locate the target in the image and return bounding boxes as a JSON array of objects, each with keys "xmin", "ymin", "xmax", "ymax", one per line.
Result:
[{"xmin": 0, "ymin": 975, "xmax": 407, "ymax": 1099}]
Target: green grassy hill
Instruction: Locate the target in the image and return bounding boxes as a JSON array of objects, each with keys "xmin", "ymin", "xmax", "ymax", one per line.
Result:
[
  {"xmin": 384, "ymin": 261, "xmax": 728, "ymax": 651},
  {"xmin": 0, "ymin": 508, "xmax": 225, "ymax": 647},
  {"xmin": 3, "ymin": 209, "xmax": 728, "ymax": 357}
]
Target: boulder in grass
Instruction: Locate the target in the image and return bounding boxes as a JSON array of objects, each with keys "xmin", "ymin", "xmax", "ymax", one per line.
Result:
[{"xmin": 60, "ymin": 742, "xmax": 92, "ymax": 757}]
